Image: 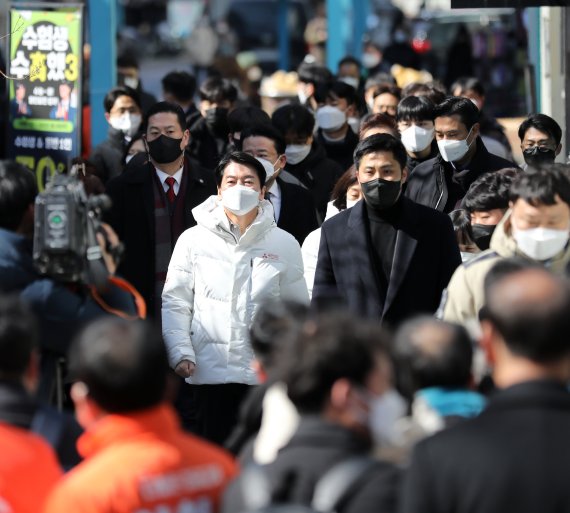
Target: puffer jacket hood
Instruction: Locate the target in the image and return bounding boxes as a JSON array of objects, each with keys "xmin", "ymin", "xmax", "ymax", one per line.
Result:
[{"xmin": 192, "ymin": 195, "xmax": 276, "ymax": 244}]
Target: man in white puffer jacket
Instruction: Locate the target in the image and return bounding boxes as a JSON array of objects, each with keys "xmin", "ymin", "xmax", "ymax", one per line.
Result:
[{"xmin": 162, "ymin": 151, "xmax": 309, "ymax": 445}]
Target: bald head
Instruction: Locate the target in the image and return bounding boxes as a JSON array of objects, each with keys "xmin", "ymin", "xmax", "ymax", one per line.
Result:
[
  {"xmin": 482, "ymin": 268, "xmax": 570, "ymax": 363},
  {"xmin": 394, "ymin": 316, "xmax": 472, "ymax": 397}
]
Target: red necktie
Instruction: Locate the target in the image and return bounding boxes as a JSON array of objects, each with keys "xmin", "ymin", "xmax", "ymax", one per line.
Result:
[{"xmin": 165, "ymin": 177, "xmax": 177, "ymax": 204}]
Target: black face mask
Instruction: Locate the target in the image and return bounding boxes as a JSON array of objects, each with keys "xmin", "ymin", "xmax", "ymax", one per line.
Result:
[
  {"xmin": 147, "ymin": 134, "xmax": 183, "ymax": 164},
  {"xmin": 361, "ymin": 178, "xmax": 401, "ymax": 210},
  {"xmin": 523, "ymin": 146, "xmax": 556, "ymax": 168},
  {"xmin": 205, "ymin": 107, "xmax": 229, "ymax": 137},
  {"xmin": 471, "ymin": 223, "xmax": 496, "ymax": 251}
]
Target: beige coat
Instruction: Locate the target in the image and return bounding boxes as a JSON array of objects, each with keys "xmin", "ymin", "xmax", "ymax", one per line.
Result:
[{"xmin": 442, "ymin": 210, "xmax": 570, "ymax": 324}]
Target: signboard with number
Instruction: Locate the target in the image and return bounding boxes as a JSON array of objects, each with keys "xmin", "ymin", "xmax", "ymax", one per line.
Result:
[{"xmin": 7, "ymin": 3, "xmax": 83, "ymax": 190}]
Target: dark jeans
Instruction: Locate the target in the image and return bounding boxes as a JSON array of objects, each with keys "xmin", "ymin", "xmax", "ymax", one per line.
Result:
[{"xmin": 192, "ymin": 383, "xmax": 252, "ymax": 446}]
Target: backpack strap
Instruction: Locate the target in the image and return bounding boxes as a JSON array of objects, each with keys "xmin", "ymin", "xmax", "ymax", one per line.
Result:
[{"xmin": 311, "ymin": 457, "xmax": 378, "ymax": 513}]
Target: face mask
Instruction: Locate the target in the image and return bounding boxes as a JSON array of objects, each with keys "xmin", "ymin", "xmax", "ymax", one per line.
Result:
[
  {"xmin": 256, "ymin": 157, "xmax": 279, "ymax": 181},
  {"xmin": 369, "ymin": 389, "xmax": 407, "ymax": 448},
  {"xmin": 316, "ymin": 106, "xmax": 347, "ymax": 132},
  {"xmin": 339, "ymin": 76, "xmax": 359, "ymax": 90},
  {"xmin": 147, "ymin": 134, "xmax": 184, "ymax": 164},
  {"xmin": 461, "ymin": 251, "xmax": 476, "ymax": 263},
  {"xmin": 205, "ymin": 107, "xmax": 229, "ymax": 136},
  {"xmin": 285, "ymin": 144, "xmax": 311, "ymax": 165},
  {"xmin": 400, "ymin": 125, "xmax": 434, "ymax": 153},
  {"xmin": 362, "ymin": 52, "xmax": 380, "ymax": 69},
  {"xmin": 347, "ymin": 116, "xmax": 360, "ymax": 134},
  {"xmin": 472, "ymin": 223, "xmax": 496, "ymax": 251},
  {"xmin": 221, "ymin": 184, "xmax": 260, "ymax": 216},
  {"xmin": 125, "ymin": 154, "xmax": 136, "ymax": 165},
  {"xmin": 346, "ymin": 198, "xmax": 359, "ymax": 209},
  {"xmin": 437, "ymin": 127, "xmax": 474, "ymax": 163},
  {"xmin": 121, "ymin": 75, "xmax": 139, "ymax": 91},
  {"xmin": 298, "ymin": 86, "xmax": 309, "ymax": 105},
  {"xmin": 361, "ymin": 178, "xmax": 401, "ymax": 210},
  {"xmin": 110, "ymin": 113, "xmax": 141, "ymax": 137},
  {"xmin": 523, "ymin": 146, "xmax": 556, "ymax": 168},
  {"xmin": 512, "ymin": 225, "xmax": 570, "ymax": 261}
]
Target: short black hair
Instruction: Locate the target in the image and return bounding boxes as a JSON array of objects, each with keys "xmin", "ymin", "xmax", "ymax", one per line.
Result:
[
  {"xmin": 68, "ymin": 318, "xmax": 169, "ymax": 413},
  {"xmin": 250, "ymin": 300, "xmax": 308, "ymax": 372},
  {"xmin": 161, "ymin": 71, "xmax": 197, "ymax": 103},
  {"xmin": 227, "ymin": 107, "xmax": 271, "ymax": 135},
  {"xmin": 103, "ymin": 86, "xmax": 141, "ymax": 113},
  {"xmin": 199, "ymin": 77, "xmax": 237, "ymax": 104},
  {"xmin": 339, "ymin": 55, "xmax": 361, "ymax": 69},
  {"xmin": 117, "ymin": 54, "xmax": 139, "ymax": 69},
  {"xmin": 214, "ymin": 151, "xmax": 266, "ymax": 187},
  {"xmin": 0, "ymin": 296, "xmax": 37, "ymax": 379},
  {"xmin": 449, "ymin": 209, "xmax": 475, "ymax": 247},
  {"xmin": 144, "ymin": 101, "xmax": 187, "ymax": 132},
  {"xmin": 464, "ymin": 168, "xmax": 519, "ymax": 212},
  {"xmin": 354, "ymin": 133, "xmax": 407, "ymax": 171},
  {"xmin": 272, "ymin": 104, "xmax": 315, "ymax": 140},
  {"xmin": 393, "ymin": 316, "xmax": 472, "ymax": 399},
  {"xmin": 402, "ymin": 82, "xmax": 447, "ymax": 105},
  {"xmin": 297, "ymin": 62, "xmax": 333, "ymax": 86},
  {"xmin": 509, "ymin": 166, "xmax": 570, "ymax": 208},
  {"xmin": 0, "ymin": 160, "xmax": 37, "ymax": 230},
  {"xmin": 481, "ymin": 267, "xmax": 570, "ymax": 363},
  {"xmin": 397, "ymin": 95, "xmax": 435, "ymax": 123},
  {"xmin": 517, "ymin": 113, "xmax": 562, "ymax": 146},
  {"xmin": 434, "ymin": 96, "xmax": 480, "ymax": 131},
  {"xmin": 451, "ymin": 76, "xmax": 485, "ymax": 97},
  {"xmin": 314, "ymin": 80, "xmax": 357, "ymax": 105},
  {"xmin": 241, "ymin": 124, "xmax": 286, "ymax": 155},
  {"xmin": 282, "ymin": 311, "xmax": 390, "ymax": 413},
  {"xmin": 331, "ymin": 166, "xmax": 358, "ymax": 210}
]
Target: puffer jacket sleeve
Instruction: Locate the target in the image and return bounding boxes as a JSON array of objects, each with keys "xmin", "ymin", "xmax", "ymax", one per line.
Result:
[
  {"xmin": 279, "ymin": 235, "xmax": 310, "ymax": 305},
  {"xmin": 162, "ymin": 230, "xmax": 196, "ymax": 368},
  {"xmin": 441, "ymin": 264, "xmax": 475, "ymax": 324}
]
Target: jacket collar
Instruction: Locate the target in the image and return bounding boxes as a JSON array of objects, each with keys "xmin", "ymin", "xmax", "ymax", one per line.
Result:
[
  {"xmin": 0, "ymin": 381, "xmax": 36, "ymax": 429},
  {"xmin": 485, "ymin": 379, "xmax": 570, "ymax": 414},
  {"xmin": 77, "ymin": 404, "xmax": 179, "ymax": 459}
]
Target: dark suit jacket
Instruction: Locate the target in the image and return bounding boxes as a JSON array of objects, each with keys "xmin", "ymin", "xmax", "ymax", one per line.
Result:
[
  {"xmin": 400, "ymin": 380, "xmax": 570, "ymax": 513},
  {"xmin": 312, "ymin": 197, "xmax": 461, "ymax": 326},
  {"xmin": 275, "ymin": 177, "xmax": 319, "ymax": 245},
  {"xmin": 105, "ymin": 153, "xmax": 216, "ymax": 317}
]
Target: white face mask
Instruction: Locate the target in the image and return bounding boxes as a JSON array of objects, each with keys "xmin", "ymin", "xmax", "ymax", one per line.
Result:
[
  {"xmin": 298, "ymin": 85, "xmax": 309, "ymax": 105},
  {"xmin": 256, "ymin": 157, "xmax": 279, "ymax": 181},
  {"xmin": 437, "ymin": 126, "xmax": 474, "ymax": 163},
  {"xmin": 110, "ymin": 113, "xmax": 142, "ymax": 137},
  {"xmin": 401, "ymin": 124, "xmax": 434, "ymax": 153},
  {"xmin": 285, "ymin": 144, "xmax": 311, "ymax": 165},
  {"xmin": 346, "ymin": 198, "xmax": 359, "ymax": 209},
  {"xmin": 362, "ymin": 52, "xmax": 380, "ymax": 69},
  {"xmin": 347, "ymin": 116, "xmax": 360, "ymax": 134},
  {"xmin": 221, "ymin": 184, "xmax": 260, "ymax": 216},
  {"xmin": 316, "ymin": 105, "xmax": 347, "ymax": 132},
  {"xmin": 369, "ymin": 389, "xmax": 407, "ymax": 447},
  {"xmin": 123, "ymin": 76, "xmax": 139, "ymax": 90},
  {"xmin": 512, "ymin": 225, "xmax": 570, "ymax": 261},
  {"xmin": 339, "ymin": 76, "xmax": 359, "ymax": 90}
]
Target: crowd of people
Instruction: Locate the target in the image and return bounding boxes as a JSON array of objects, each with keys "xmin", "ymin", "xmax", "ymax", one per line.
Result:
[{"xmin": 1, "ymin": 49, "xmax": 570, "ymax": 513}]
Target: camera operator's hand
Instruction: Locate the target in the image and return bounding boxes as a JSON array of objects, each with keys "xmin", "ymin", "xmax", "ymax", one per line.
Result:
[
  {"xmin": 97, "ymin": 223, "xmax": 120, "ymax": 276},
  {"xmin": 175, "ymin": 360, "xmax": 196, "ymax": 378}
]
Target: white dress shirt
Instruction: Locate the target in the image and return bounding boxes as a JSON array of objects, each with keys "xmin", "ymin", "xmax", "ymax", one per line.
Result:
[
  {"xmin": 266, "ymin": 181, "xmax": 282, "ymax": 222},
  {"xmin": 155, "ymin": 166, "xmax": 183, "ymax": 195}
]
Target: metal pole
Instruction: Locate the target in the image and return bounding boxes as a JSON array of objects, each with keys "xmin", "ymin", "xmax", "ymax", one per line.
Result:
[{"xmin": 89, "ymin": 0, "xmax": 116, "ymax": 147}]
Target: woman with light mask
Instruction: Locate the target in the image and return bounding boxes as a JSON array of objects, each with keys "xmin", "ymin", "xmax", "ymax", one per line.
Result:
[
  {"xmin": 302, "ymin": 167, "xmax": 362, "ymax": 297},
  {"xmin": 397, "ymin": 95, "xmax": 439, "ymax": 174}
]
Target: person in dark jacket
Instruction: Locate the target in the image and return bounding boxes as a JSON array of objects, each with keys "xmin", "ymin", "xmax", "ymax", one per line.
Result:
[
  {"xmin": 90, "ymin": 86, "xmax": 142, "ymax": 183},
  {"xmin": 401, "ymin": 266, "xmax": 570, "ymax": 513},
  {"xmin": 187, "ymin": 77, "xmax": 237, "ymax": 170},
  {"xmin": 223, "ymin": 312, "xmax": 400, "ymax": 513},
  {"xmin": 314, "ymin": 80, "xmax": 360, "ymax": 171},
  {"xmin": 313, "ymin": 134, "xmax": 461, "ymax": 327},
  {"xmin": 241, "ymin": 124, "xmax": 319, "ymax": 245},
  {"xmin": 396, "ymin": 95, "xmax": 439, "ymax": 175},
  {"xmin": 272, "ymin": 104, "xmax": 344, "ymax": 222},
  {"xmin": 405, "ymin": 97, "xmax": 516, "ymax": 213},
  {"xmin": 161, "ymin": 71, "xmax": 201, "ymax": 130},
  {"xmin": 0, "ymin": 161, "xmax": 137, "ymax": 401},
  {"xmin": 105, "ymin": 102, "xmax": 216, "ymax": 319}
]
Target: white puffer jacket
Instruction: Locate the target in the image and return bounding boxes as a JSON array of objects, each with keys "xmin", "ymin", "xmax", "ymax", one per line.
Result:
[{"xmin": 162, "ymin": 196, "xmax": 309, "ymax": 385}]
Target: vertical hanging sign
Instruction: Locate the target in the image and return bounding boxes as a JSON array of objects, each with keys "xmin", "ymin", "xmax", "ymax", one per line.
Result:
[{"xmin": 7, "ymin": 3, "xmax": 83, "ymax": 189}]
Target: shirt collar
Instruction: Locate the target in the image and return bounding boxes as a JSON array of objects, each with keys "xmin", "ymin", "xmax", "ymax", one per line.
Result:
[{"xmin": 155, "ymin": 166, "xmax": 183, "ymax": 184}]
